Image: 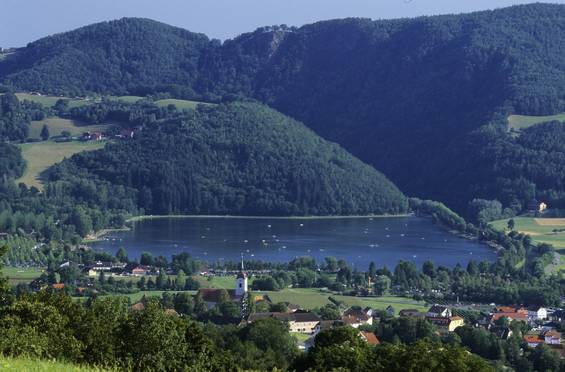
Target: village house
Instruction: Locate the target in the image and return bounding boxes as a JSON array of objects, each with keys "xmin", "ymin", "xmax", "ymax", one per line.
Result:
[
  {"xmin": 488, "ymin": 306, "xmax": 529, "ymax": 324},
  {"xmin": 550, "ymin": 309, "xmax": 565, "ymax": 322},
  {"xmin": 528, "ymin": 306, "xmax": 548, "ymax": 321},
  {"xmin": 426, "ymin": 316, "xmax": 465, "ymax": 332},
  {"xmin": 523, "ymin": 330, "xmax": 561, "ymax": 347},
  {"xmin": 85, "ymin": 261, "xmax": 127, "ymax": 277},
  {"xmin": 130, "ymin": 265, "xmax": 151, "ymax": 276},
  {"xmin": 341, "ymin": 307, "xmax": 373, "ymax": 328},
  {"xmin": 359, "ymin": 331, "xmax": 380, "ymax": 345},
  {"xmin": 426, "ymin": 305, "xmax": 452, "ymax": 318},
  {"xmin": 247, "ymin": 311, "xmax": 322, "ymax": 334},
  {"xmin": 544, "ymin": 330, "xmax": 562, "ymax": 345}
]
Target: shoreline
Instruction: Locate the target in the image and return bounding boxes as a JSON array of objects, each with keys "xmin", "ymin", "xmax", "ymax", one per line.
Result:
[
  {"xmin": 86, "ymin": 213, "xmax": 413, "ymax": 243},
  {"xmin": 126, "ymin": 213, "xmax": 413, "ymax": 223}
]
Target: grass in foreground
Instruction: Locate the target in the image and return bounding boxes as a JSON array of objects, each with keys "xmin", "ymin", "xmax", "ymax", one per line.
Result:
[
  {"xmin": 0, "ymin": 355, "xmax": 100, "ymax": 372},
  {"xmin": 508, "ymin": 113, "xmax": 565, "ymax": 130},
  {"xmin": 17, "ymin": 141, "xmax": 105, "ymax": 190}
]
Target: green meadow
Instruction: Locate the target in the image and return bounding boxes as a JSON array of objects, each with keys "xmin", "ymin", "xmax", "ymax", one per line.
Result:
[
  {"xmin": 4, "ymin": 266, "xmax": 44, "ymax": 285},
  {"xmin": 28, "ymin": 117, "xmax": 115, "ymax": 139},
  {"xmin": 15, "ymin": 93, "xmax": 91, "ymax": 108},
  {"xmin": 490, "ymin": 217, "xmax": 565, "ymax": 250},
  {"xmin": 508, "ymin": 113, "xmax": 565, "ymax": 130},
  {"xmin": 17, "ymin": 140, "xmax": 105, "ymax": 190}
]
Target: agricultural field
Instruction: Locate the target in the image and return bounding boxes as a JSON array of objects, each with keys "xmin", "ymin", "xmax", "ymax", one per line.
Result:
[
  {"xmin": 28, "ymin": 117, "xmax": 115, "ymax": 139},
  {"xmin": 17, "ymin": 140, "xmax": 105, "ymax": 190},
  {"xmin": 99, "ymin": 290, "xmax": 194, "ymax": 303},
  {"xmin": 15, "ymin": 93, "xmax": 91, "ymax": 108},
  {"xmin": 508, "ymin": 113, "xmax": 565, "ymax": 130},
  {"xmin": 0, "ymin": 356, "xmax": 99, "ymax": 372},
  {"xmin": 332, "ymin": 295, "xmax": 428, "ymax": 315},
  {"xmin": 4, "ymin": 266, "xmax": 44, "ymax": 285},
  {"xmin": 490, "ymin": 217, "xmax": 565, "ymax": 250}
]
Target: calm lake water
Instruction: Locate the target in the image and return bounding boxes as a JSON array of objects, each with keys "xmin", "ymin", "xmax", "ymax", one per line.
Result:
[{"xmin": 91, "ymin": 216, "xmax": 496, "ymax": 270}]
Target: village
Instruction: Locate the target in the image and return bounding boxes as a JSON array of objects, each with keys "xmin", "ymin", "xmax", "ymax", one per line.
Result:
[{"xmin": 39, "ymin": 258, "xmax": 565, "ymax": 356}]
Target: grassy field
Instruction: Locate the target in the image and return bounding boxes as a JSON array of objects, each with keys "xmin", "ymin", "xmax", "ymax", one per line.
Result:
[
  {"xmin": 29, "ymin": 117, "xmax": 115, "ymax": 139},
  {"xmin": 15, "ymin": 93, "xmax": 90, "ymax": 109},
  {"xmin": 332, "ymin": 295, "xmax": 428, "ymax": 315},
  {"xmin": 17, "ymin": 140, "xmax": 105, "ymax": 189},
  {"xmin": 0, "ymin": 356, "xmax": 100, "ymax": 372},
  {"xmin": 508, "ymin": 113, "xmax": 565, "ymax": 130},
  {"xmin": 490, "ymin": 217, "xmax": 565, "ymax": 250},
  {"xmin": 4, "ymin": 266, "xmax": 44, "ymax": 285},
  {"xmin": 254, "ymin": 287, "xmax": 426, "ymax": 313}
]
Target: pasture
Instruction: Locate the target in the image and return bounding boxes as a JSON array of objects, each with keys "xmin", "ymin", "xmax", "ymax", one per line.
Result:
[
  {"xmin": 332, "ymin": 295, "xmax": 428, "ymax": 315},
  {"xmin": 4, "ymin": 266, "xmax": 44, "ymax": 285},
  {"xmin": 490, "ymin": 217, "xmax": 565, "ymax": 250},
  {"xmin": 508, "ymin": 113, "xmax": 565, "ymax": 131},
  {"xmin": 29, "ymin": 117, "xmax": 115, "ymax": 139},
  {"xmin": 15, "ymin": 93, "xmax": 90, "ymax": 108},
  {"xmin": 17, "ymin": 140, "xmax": 105, "ymax": 190}
]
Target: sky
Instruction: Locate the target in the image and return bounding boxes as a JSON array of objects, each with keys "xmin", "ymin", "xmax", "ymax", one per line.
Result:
[{"xmin": 1, "ymin": 0, "xmax": 563, "ymax": 47}]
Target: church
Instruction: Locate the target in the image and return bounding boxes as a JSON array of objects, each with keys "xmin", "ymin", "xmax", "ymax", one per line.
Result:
[{"xmin": 197, "ymin": 264, "xmax": 248, "ymax": 309}]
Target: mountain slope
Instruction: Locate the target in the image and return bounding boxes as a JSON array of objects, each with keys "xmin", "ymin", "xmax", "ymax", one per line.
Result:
[
  {"xmin": 3, "ymin": 4, "xmax": 565, "ymax": 212},
  {"xmin": 0, "ymin": 18, "xmax": 210, "ymax": 96},
  {"xmin": 48, "ymin": 102, "xmax": 408, "ymax": 216}
]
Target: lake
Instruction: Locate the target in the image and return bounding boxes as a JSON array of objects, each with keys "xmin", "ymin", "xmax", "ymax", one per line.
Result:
[{"xmin": 91, "ymin": 216, "xmax": 496, "ymax": 270}]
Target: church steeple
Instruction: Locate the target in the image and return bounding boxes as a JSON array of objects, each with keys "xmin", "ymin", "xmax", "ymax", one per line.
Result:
[{"xmin": 235, "ymin": 254, "xmax": 248, "ymax": 297}]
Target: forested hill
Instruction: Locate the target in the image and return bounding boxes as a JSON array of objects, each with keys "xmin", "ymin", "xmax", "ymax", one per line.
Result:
[
  {"xmin": 48, "ymin": 102, "xmax": 408, "ymax": 216},
  {"xmin": 0, "ymin": 18, "xmax": 210, "ymax": 97},
  {"xmin": 2, "ymin": 3, "xmax": 565, "ymax": 212}
]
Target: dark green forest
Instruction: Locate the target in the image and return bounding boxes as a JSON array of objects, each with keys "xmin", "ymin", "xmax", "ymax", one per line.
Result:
[
  {"xmin": 48, "ymin": 102, "xmax": 408, "ymax": 216},
  {"xmin": 2, "ymin": 4, "xmax": 565, "ymax": 212}
]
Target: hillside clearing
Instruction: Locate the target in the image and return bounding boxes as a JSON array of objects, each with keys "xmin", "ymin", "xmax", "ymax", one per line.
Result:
[
  {"xmin": 17, "ymin": 141, "xmax": 105, "ymax": 190},
  {"xmin": 490, "ymin": 217, "xmax": 565, "ymax": 250},
  {"xmin": 508, "ymin": 113, "xmax": 565, "ymax": 130},
  {"xmin": 29, "ymin": 117, "xmax": 115, "ymax": 139},
  {"xmin": 154, "ymin": 98, "xmax": 213, "ymax": 110},
  {"xmin": 15, "ymin": 93, "xmax": 90, "ymax": 108},
  {"xmin": 4, "ymin": 266, "xmax": 44, "ymax": 285}
]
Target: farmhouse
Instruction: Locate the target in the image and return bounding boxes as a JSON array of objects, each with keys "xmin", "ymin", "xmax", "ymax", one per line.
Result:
[
  {"xmin": 528, "ymin": 306, "xmax": 547, "ymax": 321},
  {"xmin": 130, "ymin": 265, "xmax": 151, "ymax": 276},
  {"xmin": 341, "ymin": 307, "xmax": 373, "ymax": 328},
  {"xmin": 426, "ymin": 316, "xmax": 465, "ymax": 332},
  {"xmin": 359, "ymin": 331, "xmax": 380, "ymax": 345},
  {"xmin": 247, "ymin": 311, "xmax": 321, "ymax": 334},
  {"xmin": 426, "ymin": 305, "xmax": 452, "ymax": 318}
]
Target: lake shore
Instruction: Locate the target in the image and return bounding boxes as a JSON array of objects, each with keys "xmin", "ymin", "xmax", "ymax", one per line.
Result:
[
  {"xmin": 85, "ymin": 213, "xmax": 413, "ymax": 243},
  {"xmin": 126, "ymin": 213, "xmax": 413, "ymax": 223}
]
